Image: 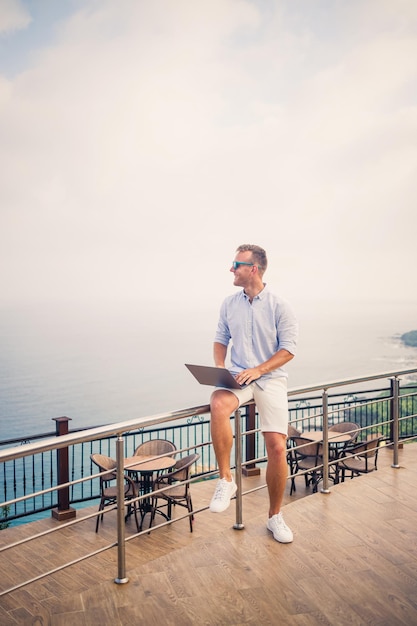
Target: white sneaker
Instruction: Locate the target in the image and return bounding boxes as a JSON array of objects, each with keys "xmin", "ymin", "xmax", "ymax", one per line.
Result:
[
  {"xmin": 209, "ymin": 478, "xmax": 237, "ymax": 513},
  {"xmin": 267, "ymin": 512, "xmax": 293, "ymax": 543}
]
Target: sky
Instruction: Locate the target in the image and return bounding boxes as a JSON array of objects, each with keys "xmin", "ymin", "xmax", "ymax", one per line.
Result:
[{"xmin": 1, "ymin": 0, "xmax": 417, "ymax": 319}]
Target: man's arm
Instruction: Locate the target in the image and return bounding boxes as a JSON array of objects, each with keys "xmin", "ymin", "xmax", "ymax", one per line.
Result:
[
  {"xmin": 235, "ymin": 349, "xmax": 294, "ymax": 386},
  {"xmin": 213, "ymin": 342, "xmax": 228, "ymax": 368},
  {"xmin": 257, "ymin": 348, "xmax": 294, "ymax": 375}
]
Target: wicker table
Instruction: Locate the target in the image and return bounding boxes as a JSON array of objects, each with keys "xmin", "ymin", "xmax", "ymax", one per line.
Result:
[{"xmin": 124, "ymin": 455, "xmax": 176, "ymax": 528}]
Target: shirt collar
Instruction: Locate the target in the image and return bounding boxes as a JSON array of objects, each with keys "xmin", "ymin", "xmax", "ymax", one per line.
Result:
[{"xmin": 242, "ymin": 283, "xmax": 267, "ymax": 301}]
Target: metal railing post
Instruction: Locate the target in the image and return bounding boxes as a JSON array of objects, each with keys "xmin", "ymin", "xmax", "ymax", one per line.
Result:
[
  {"xmin": 233, "ymin": 408, "xmax": 244, "ymax": 530},
  {"xmin": 391, "ymin": 377, "xmax": 400, "ymax": 469},
  {"xmin": 114, "ymin": 434, "xmax": 128, "ymax": 584},
  {"xmin": 389, "ymin": 378, "xmax": 395, "ymax": 443},
  {"xmin": 320, "ymin": 389, "xmax": 330, "ymax": 494}
]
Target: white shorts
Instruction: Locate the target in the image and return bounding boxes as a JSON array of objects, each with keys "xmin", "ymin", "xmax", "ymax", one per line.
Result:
[{"xmin": 216, "ymin": 377, "xmax": 289, "ymax": 435}]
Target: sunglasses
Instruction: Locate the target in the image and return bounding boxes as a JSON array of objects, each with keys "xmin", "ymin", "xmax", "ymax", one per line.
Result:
[{"xmin": 232, "ymin": 261, "xmax": 258, "ymax": 270}]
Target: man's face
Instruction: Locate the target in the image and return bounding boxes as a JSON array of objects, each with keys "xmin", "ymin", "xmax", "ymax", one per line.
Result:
[{"xmin": 230, "ymin": 251, "xmax": 255, "ymax": 287}]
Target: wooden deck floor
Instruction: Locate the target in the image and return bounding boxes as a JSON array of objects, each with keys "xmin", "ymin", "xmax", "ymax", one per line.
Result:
[{"xmin": 0, "ymin": 444, "xmax": 416, "ymax": 625}]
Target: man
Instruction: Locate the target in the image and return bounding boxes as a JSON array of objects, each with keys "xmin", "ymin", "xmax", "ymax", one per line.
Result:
[{"xmin": 209, "ymin": 244, "xmax": 298, "ymax": 543}]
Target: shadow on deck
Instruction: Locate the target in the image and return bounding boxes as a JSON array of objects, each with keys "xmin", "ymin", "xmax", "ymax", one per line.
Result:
[{"xmin": 0, "ymin": 445, "xmax": 416, "ymax": 625}]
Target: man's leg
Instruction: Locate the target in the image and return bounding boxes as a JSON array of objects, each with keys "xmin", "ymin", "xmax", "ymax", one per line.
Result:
[
  {"xmin": 209, "ymin": 389, "xmax": 239, "ymax": 512},
  {"xmin": 210, "ymin": 389, "xmax": 239, "ymax": 480},
  {"xmin": 263, "ymin": 431, "xmax": 288, "ymax": 516},
  {"xmin": 264, "ymin": 431, "xmax": 293, "ymax": 543}
]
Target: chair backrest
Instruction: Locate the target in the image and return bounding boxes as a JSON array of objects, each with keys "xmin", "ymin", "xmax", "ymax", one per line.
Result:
[
  {"xmin": 90, "ymin": 453, "xmax": 117, "ymax": 482},
  {"xmin": 341, "ymin": 436, "xmax": 382, "ymax": 475},
  {"xmin": 353, "ymin": 437, "xmax": 381, "ymax": 458},
  {"xmin": 170, "ymin": 453, "xmax": 200, "ymax": 482},
  {"xmin": 329, "ymin": 422, "xmax": 359, "ymax": 443},
  {"xmin": 155, "ymin": 453, "xmax": 200, "ymax": 498},
  {"xmin": 134, "ymin": 439, "xmax": 177, "ymax": 458},
  {"xmin": 156, "ymin": 453, "xmax": 200, "ymax": 495},
  {"xmin": 288, "ymin": 424, "xmax": 301, "ymax": 438},
  {"xmin": 91, "ymin": 453, "xmax": 116, "ymax": 471},
  {"xmin": 292, "ymin": 437, "xmax": 321, "ymax": 459}
]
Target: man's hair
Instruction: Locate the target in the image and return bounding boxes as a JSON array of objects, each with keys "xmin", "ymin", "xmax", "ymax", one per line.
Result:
[{"xmin": 236, "ymin": 244, "xmax": 267, "ymax": 274}]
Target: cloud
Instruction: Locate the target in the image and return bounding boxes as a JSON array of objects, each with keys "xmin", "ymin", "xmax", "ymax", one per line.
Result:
[
  {"xmin": 0, "ymin": 0, "xmax": 416, "ymax": 308},
  {"xmin": 0, "ymin": 0, "xmax": 31, "ymax": 34}
]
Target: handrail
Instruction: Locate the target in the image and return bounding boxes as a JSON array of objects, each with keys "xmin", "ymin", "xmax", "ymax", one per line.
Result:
[
  {"xmin": 287, "ymin": 367, "xmax": 415, "ymax": 395},
  {"xmin": 1, "ymin": 368, "xmax": 415, "ymax": 463},
  {"xmin": 0, "ymin": 404, "xmax": 211, "ymax": 462}
]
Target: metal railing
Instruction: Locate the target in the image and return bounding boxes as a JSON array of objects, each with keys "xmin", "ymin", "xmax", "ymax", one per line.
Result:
[
  {"xmin": 2, "ymin": 377, "xmax": 416, "ymax": 523},
  {"xmin": 0, "ymin": 368, "xmax": 416, "ymax": 595}
]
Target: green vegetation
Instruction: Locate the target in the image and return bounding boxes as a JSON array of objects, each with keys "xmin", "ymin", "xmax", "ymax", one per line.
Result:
[
  {"xmin": 346, "ymin": 386, "xmax": 417, "ymax": 440},
  {"xmin": 401, "ymin": 330, "xmax": 417, "ymax": 347},
  {"xmin": 0, "ymin": 505, "xmax": 10, "ymax": 530}
]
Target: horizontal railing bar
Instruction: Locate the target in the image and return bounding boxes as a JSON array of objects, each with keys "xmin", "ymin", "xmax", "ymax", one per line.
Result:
[
  {"xmin": 0, "ymin": 426, "xmax": 111, "ymax": 449},
  {"xmin": 303, "ymin": 392, "xmax": 393, "ymax": 423},
  {"xmin": 287, "ymin": 368, "xmax": 416, "ymax": 395},
  {"xmin": 1, "ymin": 368, "xmax": 415, "ymax": 464},
  {"xmin": 0, "ymin": 420, "xmax": 208, "ymax": 449},
  {"xmin": 327, "ymin": 394, "xmax": 393, "ymax": 416},
  {"xmin": 125, "ymin": 502, "xmax": 211, "ymax": 540},
  {"xmin": 0, "ymin": 505, "xmax": 112, "ymax": 553},
  {"xmin": 400, "ymin": 412, "xmax": 417, "ymax": 420},
  {"xmin": 0, "ymin": 404, "xmax": 212, "ymax": 462},
  {"xmin": 1, "ymin": 383, "xmax": 407, "ymax": 449},
  {"xmin": 0, "ymin": 540, "xmax": 118, "ymax": 598}
]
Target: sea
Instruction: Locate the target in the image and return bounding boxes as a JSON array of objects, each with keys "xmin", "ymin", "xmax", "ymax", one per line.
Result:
[{"xmin": 1, "ymin": 298, "xmax": 417, "ymax": 441}]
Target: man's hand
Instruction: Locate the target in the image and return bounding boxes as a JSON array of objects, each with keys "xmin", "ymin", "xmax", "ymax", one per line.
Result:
[{"xmin": 235, "ymin": 367, "xmax": 262, "ymax": 386}]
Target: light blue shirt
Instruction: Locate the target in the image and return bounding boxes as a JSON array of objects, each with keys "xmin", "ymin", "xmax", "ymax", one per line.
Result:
[{"xmin": 214, "ymin": 285, "xmax": 298, "ymax": 388}]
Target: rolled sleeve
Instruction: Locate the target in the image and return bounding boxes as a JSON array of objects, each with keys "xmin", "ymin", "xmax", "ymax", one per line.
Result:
[
  {"xmin": 214, "ymin": 301, "xmax": 231, "ymax": 346},
  {"xmin": 277, "ymin": 302, "xmax": 298, "ymax": 356}
]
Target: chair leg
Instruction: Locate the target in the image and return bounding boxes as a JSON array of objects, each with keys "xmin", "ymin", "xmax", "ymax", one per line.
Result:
[
  {"xmin": 149, "ymin": 497, "xmax": 156, "ymax": 529},
  {"xmin": 131, "ymin": 499, "xmax": 140, "ymax": 532},
  {"xmin": 333, "ymin": 464, "xmax": 340, "ymax": 484},
  {"xmin": 187, "ymin": 495, "xmax": 193, "ymax": 532},
  {"xmin": 310, "ymin": 470, "xmax": 323, "ymax": 493},
  {"xmin": 96, "ymin": 498, "xmax": 105, "ymax": 533}
]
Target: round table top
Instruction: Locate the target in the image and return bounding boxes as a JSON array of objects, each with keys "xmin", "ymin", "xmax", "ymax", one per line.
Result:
[
  {"xmin": 302, "ymin": 430, "xmax": 352, "ymax": 444},
  {"xmin": 124, "ymin": 455, "xmax": 176, "ymax": 473}
]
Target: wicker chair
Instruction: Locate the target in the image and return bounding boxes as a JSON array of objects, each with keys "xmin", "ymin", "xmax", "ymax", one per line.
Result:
[
  {"xmin": 329, "ymin": 422, "xmax": 360, "ymax": 482},
  {"xmin": 150, "ymin": 453, "xmax": 200, "ymax": 532},
  {"xmin": 90, "ymin": 453, "xmax": 140, "ymax": 533},
  {"xmin": 290, "ymin": 437, "xmax": 323, "ymax": 493},
  {"xmin": 134, "ymin": 439, "xmax": 177, "ymax": 458},
  {"xmin": 339, "ymin": 437, "xmax": 382, "ymax": 481}
]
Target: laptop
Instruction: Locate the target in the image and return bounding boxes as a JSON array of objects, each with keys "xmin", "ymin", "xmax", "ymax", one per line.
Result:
[{"xmin": 185, "ymin": 364, "xmax": 245, "ymax": 389}]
